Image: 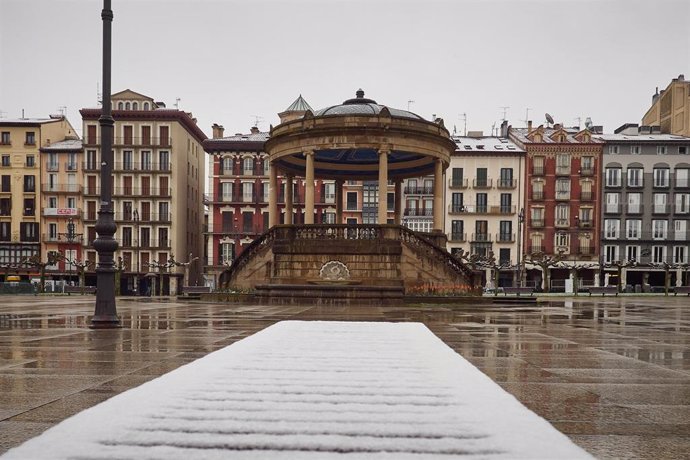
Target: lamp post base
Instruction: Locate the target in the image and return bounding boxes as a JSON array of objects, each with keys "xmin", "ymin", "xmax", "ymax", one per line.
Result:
[{"xmin": 90, "ymin": 315, "xmax": 121, "ymax": 329}]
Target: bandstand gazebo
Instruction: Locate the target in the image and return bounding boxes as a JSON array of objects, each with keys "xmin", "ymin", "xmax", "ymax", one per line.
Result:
[{"xmin": 221, "ymin": 90, "xmax": 480, "ymax": 303}]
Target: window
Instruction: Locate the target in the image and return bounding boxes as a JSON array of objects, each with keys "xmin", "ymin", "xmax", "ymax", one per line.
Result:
[
  {"xmin": 627, "ymin": 168, "xmax": 643, "ymax": 187},
  {"xmin": 49, "ymin": 223, "xmax": 58, "ymax": 241},
  {"xmin": 532, "ymin": 180, "xmax": 544, "ymax": 199},
  {"xmin": 653, "ymin": 193, "xmax": 668, "ymax": 213},
  {"xmin": 132, "ymin": 102, "xmax": 138, "ymax": 110},
  {"xmin": 654, "ymin": 168, "xmax": 669, "ymax": 187},
  {"xmin": 579, "ymin": 207, "xmax": 592, "ymax": 225},
  {"xmin": 451, "ymin": 168, "xmax": 464, "ymax": 187},
  {"xmin": 605, "ymin": 193, "xmax": 620, "ymax": 213},
  {"xmin": 1, "ymin": 155, "xmax": 10, "ymax": 167},
  {"xmin": 451, "ymin": 193, "xmax": 463, "ymax": 212},
  {"xmin": 388, "ymin": 193, "xmax": 396, "ymax": 212},
  {"xmin": 221, "ymin": 212, "xmax": 233, "ymax": 232},
  {"xmin": 242, "ymin": 182, "xmax": 254, "ymax": 202},
  {"xmin": 262, "ymin": 182, "xmax": 269, "ymax": 202},
  {"xmin": 498, "ymin": 168, "xmax": 513, "ymax": 187},
  {"xmin": 676, "ymin": 168, "xmax": 689, "ymax": 187},
  {"xmin": 0, "ymin": 223, "xmax": 9, "ymax": 241},
  {"xmin": 556, "ymin": 204, "xmax": 570, "ymax": 227},
  {"xmin": 626, "ymin": 245, "xmax": 639, "ymax": 262},
  {"xmin": 652, "ymin": 220, "xmax": 668, "ymax": 239},
  {"xmin": 451, "ymin": 220, "xmax": 464, "ymax": 241},
  {"xmin": 1, "ymin": 175, "xmax": 10, "ymax": 192},
  {"xmin": 143, "ymin": 102, "xmax": 150, "ymax": 110},
  {"xmin": 605, "ymin": 168, "xmax": 621, "ymax": 186},
  {"xmin": 25, "ymin": 132, "xmax": 35, "ymax": 145},
  {"xmin": 20, "ymin": 222, "xmax": 39, "ymax": 242},
  {"xmin": 627, "ymin": 193, "xmax": 642, "ymax": 214},
  {"xmin": 530, "ymin": 207, "xmax": 544, "ymax": 226},
  {"xmin": 48, "ymin": 196, "xmax": 57, "ymax": 208},
  {"xmin": 604, "ymin": 219, "xmax": 620, "ymax": 239},
  {"xmin": 581, "ymin": 156, "xmax": 594, "ymax": 174},
  {"xmin": 322, "ymin": 212, "xmax": 336, "ymax": 224},
  {"xmin": 476, "ymin": 193, "xmax": 487, "ymax": 213},
  {"xmin": 555, "ymin": 232, "xmax": 570, "ymax": 252},
  {"xmin": 220, "ymin": 182, "xmax": 233, "ymax": 201},
  {"xmin": 67, "ymin": 197, "xmax": 76, "ymax": 208},
  {"xmin": 263, "ymin": 159, "xmax": 270, "ymax": 176},
  {"xmin": 604, "ymin": 245, "xmax": 618, "ymax": 264},
  {"xmin": 0, "ymin": 198, "xmax": 10, "ymax": 216},
  {"xmin": 680, "ymin": 146, "xmax": 687, "ymax": 155},
  {"xmin": 23, "ymin": 175, "xmax": 35, "ymax": 192},
  {"xmin": 475, "ymin": 168, "xmax": 488, "ymax": 187},
  {"xmin": 675, "ymin": 220, "xmax": 687, "ymax": 240},
  {"xmin": 555, "ymin": 178, "xmax": 570, "ymax": 199},
  {"xmin": 657, "ymin": 146, "xmax": 667, "ymax": 155},
  {"xmin": 626, "ymin": 219, "xmax": 641, "ymax": 239},
  {"xmin": 652, "ymin": 246, "xmax": 666, "ymax": 264},
  {"xmin": 532, "ymin": 156, "xmax": 544, "ymax": 175},
  {"xmin": 324, "ymin": 183, "xmax": 335, "ymax": 203},
  {"xmin": 243, "ymin": 158, "xmax": 254, "ymax": 175},
  {"xmin": 242, "ymin": 212, "xmax": 253, "ymax": 232},
  {"xmin": 26, "ymin": 155, "xmax": 34, "ymax": 167},
  {"xmin": 122, "ymin": 150, "xmax": 133, "ymax": 170},
  {"xmin": 499, "ymin": 221, "xmax": 512, "ymax": 241},
  {"xmin": 556, "ymin": 154, "xmax": 570, "ymax": 174},
  {"xmin": 0, "ymin": 132, "xmax": 9, "ymax": 144},
  {"xmin": 674, "ymin": 246, "xmax": 687, "ymax": 264},
  {"xmin": 499, "ymin": 193, "xmax": 512, "ymax": 213},
  {"xmin": 631, "ymin": 145, "xmax": 641, "ymax": 155},
  {"xmin": 499, "ymin": 248, "xmax": 511, "ymax": 265},
  {"xmin": 608, "ymin": 145, "xmax": 619, "ymax": 154},
  {"xmin": 220, "ymin": 157, "xmax": 233, "ymax": 174},
  {"xmin": 346, "ymin": 192, "xmax": 357, "ymax": 211},
  {"xmin": 675, "ymin": 193, "xmax": 690, "ymax": 214}
]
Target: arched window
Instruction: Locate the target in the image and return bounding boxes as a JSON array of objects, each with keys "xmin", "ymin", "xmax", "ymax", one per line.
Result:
[
  {"xmin": 132, "ymin": 102, "xmax": 138, "ymax": 110},
  {"xmin": 143, "ymin": 102, "xmax": 150, "ymax": 110},
  {"xmin": 118, "ymin": 102, "xmax": 124, "ymax": 110},
  {"xmin": 125, "ymin": 102, "xmax": 130, "ymax": 110}
]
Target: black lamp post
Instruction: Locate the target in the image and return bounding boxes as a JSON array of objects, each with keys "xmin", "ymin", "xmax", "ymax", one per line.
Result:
[
  {"xmin": 516, "ymin": 207, "xmax": 524, "ymax": 287},
  {"xmin": 90, "ymin": 0, "xmax": 120, "ymax": 328}
]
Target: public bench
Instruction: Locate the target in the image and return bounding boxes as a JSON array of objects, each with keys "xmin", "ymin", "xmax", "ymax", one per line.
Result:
[
  {"xmin": 587, "ymin": 286, "xmax": 619, "ymax": 296},
  {"xmin": 2, "ymin": 321, "xmax": 593, "ymax": 460},
  {"xmin": 503, "ymin": 286, "xmax": 534, "ymax": 296},
  {"xmin": 64, "ymin": 286, "xmax": 96, "ymax": 295},
  {"xmin": 181, "ymin": 286, "xmax": 211, "ymax": 295},
  {"xmin": 673, "ymin": 286, "xmax": 690, "ymax": 296}
]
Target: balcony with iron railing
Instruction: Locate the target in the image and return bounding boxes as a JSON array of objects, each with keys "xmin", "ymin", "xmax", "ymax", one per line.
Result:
[
  {"xmin": 604, "ymin": 204, "xmax": 623, "ymax": 214},
  {"xmin": 625, "ymin": 204, "xmax": 643, "ymax": 214},
  {"xmin": 117, "ymin": 238, "xmax": 171, "ymax": 249},
  {"xmin": 84, "ymin": 136, "xmax": 172, "ymax": 147},
  {"xmin": 113, "ymin": 162, "xmax": 172, "ymax": 172},
  {"xmin": 404, "ymin": 208, "xmax": 433, "ymax": 217},
  {"xmin": 653, "ymin": 180, "xmax": 670, "ymax": 189},
  {"xmin": 403, "ymin": 186, "xmax": 433, "ymax": 195},
  {"xmin": 65, "ymin": 162, "xmax": 78, "ymax": 171},
  {"xmin": 580, "ymin": 166, "xmax": 595, "ymax": 176},
  {"xmin": 626, "ymin": 179, "xmax": 644, "ymax": 189},
  {"xmin": 448, "ymin": 178, "xmax": 469, "ymax": 189},
  {"xmin": 447, "ymin": 204, "xmax": 515, "ymax": 215},
  {"xmin": 605, "ymin": 179, "xmax": 622, "ymax": 188},
  {"xmin": 555, "ymin": 166, "xmax": 571, "ymax": 176},
  {"xmin": 113, "ymin": 187, "xmax": 172, "ymax": 197},
  {"xmin": 673, "ymin": 205, "xmax": 690, "ymax": 215},
  {"xmin": 531, "ymin": 190, "xmax": 544, "ymax": 200},
  {"xmin": 580, "ymin": 191, "xmax": 593, "ymax": 201},
  {"xmin": 114, "ymin": 212, "xmax": 171, "ymax": 223},
  {"xmin": 576, "ymin": 245, "xmax": 595, "ymax": 256},
  {"xmin": 555, "ymin": 191, "xmax": 571, "ymax": 200},
  {"xmin": 532, "ymin": 166, "xmax": 544, "ymax": 176},
  {"xmin": 496, "ymin": 232, "xmax": 515, "ymax": 243},
  {"xmin": 530, "ymin": 219, "xmax": 545, "ymax": 228},
  {"xmin": 496, "ymin": 179, "xmax": 517, "ymax": 189},
  {"xmin": 577, "ymin": 219, "xmax": 593, "ymax": 229},
  {"xmin": 526, "ymin": 244, "xmax": 545, "ymax": 254},
  {"xmin": 41, "ymin": 184, "xmax": 82, "ymax": 193},
  {"xmin": 652, "ymin": 204, "xmax": 671, "ymax": 214},
  {"xmin": 448, "ymin": 232, "xmax": 467, "ymax": 242},
  {"xmin": 472, "ymin": 178, "xmax": 493, "ymax": 189},
  {"xmin": 46, "ymin": 162, "xmax": 59, "ymax": 172},
  {"xmin": 471, "ymin": 233, "xmax": 492, "ymax": 242},
  {"xmin": 555, "ymin": 218, "xmax": 570, "ymax": 228}
]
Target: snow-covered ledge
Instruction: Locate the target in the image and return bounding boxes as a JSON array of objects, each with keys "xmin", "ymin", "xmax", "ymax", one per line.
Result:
[{"xmin": 3, "ymin": 321, "xmax": 592, "ymax": 459}]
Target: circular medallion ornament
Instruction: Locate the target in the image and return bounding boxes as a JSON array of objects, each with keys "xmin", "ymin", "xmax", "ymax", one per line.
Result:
[{"xmin": 319, "ymin": 261, "xmax": 350, "ymax": 281}]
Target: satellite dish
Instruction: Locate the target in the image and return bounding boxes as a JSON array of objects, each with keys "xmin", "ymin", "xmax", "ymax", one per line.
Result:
[
  {"xmin": 545, "ymin": 113, "xmax": 554, "ymax": 125},
  {"xmin": 585, "ymin": 117, "xmax": 593, "ymax": 129}
]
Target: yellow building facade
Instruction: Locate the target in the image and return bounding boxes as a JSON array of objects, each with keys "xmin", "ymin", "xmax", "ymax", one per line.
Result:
[{"xmin": 642, "ymin": 74, "xmax": 690, "ymax": 135}]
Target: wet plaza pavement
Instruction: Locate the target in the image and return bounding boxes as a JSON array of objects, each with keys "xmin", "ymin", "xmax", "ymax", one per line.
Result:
[{"xmin": 0, "ymin": 295, "xmax": 688, "ymax": 459}]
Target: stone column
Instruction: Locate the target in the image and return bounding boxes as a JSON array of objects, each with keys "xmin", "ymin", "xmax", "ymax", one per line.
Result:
[
  {"xmin": 433, "ymin": 158, "xmax": 444, "ymax": 231},
  {"xmin": 394, "ymin": 179, "xmax": 403, "ymax": 225},
  {"xmin": 305, "ymin": 150, "xmax": 315, "ymax": 224},
  {"xmin": 268, "ymin": 161, "xmax": 278, "ymax": 228},
  {"xmin": 335, "ymin": 179, "xmax": 344, "ymax": 224},
  {"xmin": 378, "ymin": 148, "xmax": 389, "ymax": 224},
  {"xmin": 285, "ymin": 174, "xmax": 294, "ymax": 225}
]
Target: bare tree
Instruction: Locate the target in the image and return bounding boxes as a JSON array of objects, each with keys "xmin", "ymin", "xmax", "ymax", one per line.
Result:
[
  {"xmin": 523, "ymin": 251, "xmax": 564, "ymax": 293},
  {"xmin": 558, "ymin": 260, "xmax": 598, "ymax": 296},
  {"xmin": 477, "ymin": 251, "xmax": 513, "ymax": 295},
  {"xmin": 604, "ymin": 259, "xmax": 637, "ymax": 293},
  {"xmin": 23, "ymin": 252, "xmax": 64, "ymax": 293}
]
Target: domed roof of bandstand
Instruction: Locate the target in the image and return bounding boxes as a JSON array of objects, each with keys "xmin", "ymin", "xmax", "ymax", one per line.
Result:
[{"xmin": 265, "ymin": 90, "xmax": 456, "ymax": 181}]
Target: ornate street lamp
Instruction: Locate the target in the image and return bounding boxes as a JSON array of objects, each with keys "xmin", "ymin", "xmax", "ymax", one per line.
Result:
[{"xmin": 90, "ymin": 0, "xmax": 120, "ymax": 328}]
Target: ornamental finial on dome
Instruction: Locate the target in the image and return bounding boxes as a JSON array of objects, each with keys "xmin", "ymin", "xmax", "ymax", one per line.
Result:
[{"xmin": 356, "ymin": 88, "xmax": 365, "ymax": 98}]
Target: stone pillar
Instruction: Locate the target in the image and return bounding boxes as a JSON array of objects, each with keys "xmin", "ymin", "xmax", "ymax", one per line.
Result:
[
  {"xmin": 268, "ymin": 161, "xmax": 278, "ymax": 228},
  {"xmin": 394, "ymin": 179, "xmax": 403, "ymax": 225},
  {"xmin": 433, "ymin": 158, "xmax": 444, "ymax": 231},
  {"xmin": 285, "ymin": 174, "xmax": 294, "ymax": 225},
  {"xmin": 335, "ymin": 179, "xmax": 344, "ymax": 224},
  {"xmin": 305, "ymin": 150, "xmax": 315, "ymax": 224},
  {"xmin": 378, "ymin": 148, "xmax": 389, "ymax": 224}
]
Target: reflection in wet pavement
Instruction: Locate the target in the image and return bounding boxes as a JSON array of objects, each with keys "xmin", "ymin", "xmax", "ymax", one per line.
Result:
[{"xmin": 0, "ymin": 296, "xmax": 688, "ymax": 459}]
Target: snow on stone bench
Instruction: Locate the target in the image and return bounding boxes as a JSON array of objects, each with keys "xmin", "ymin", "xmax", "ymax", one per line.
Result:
[{"xmin": 3, "ymin": 321, "xmax": 592, "ymax": 459}]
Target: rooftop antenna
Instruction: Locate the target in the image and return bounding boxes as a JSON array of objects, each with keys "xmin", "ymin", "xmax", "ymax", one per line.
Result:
[
  {"xmin": 174, "ymin": 98, "xmax": 181, "ymax": 109},
  {"xmin": 523, "ymin": 108, "xmax": 531, "ymax": 127},
  {"xmin": 0, "ymin": 110, "xmax": 5, "ymax": 118},
  {"xmin": 97, "ymin": 82, "xmax": 102, "ymax": 106},
  {"xmin": 574, "ymin": 117, "xmax": 582, "ymax": 130},
  {"xmin": 499, "ymin": 106, "xmax": 510, "ymax": 121},
  {"xmin": 459, "ymin": 113, "xmax": 467, "ymax": 136},
  {"xmin": 407, "ymin": 100, "xmax": 415, "ymax": 111},
  {"xmin": 491, "ymin": 121, "xmax": 497, "ymax": 136},
  {"xmin": 251, "ymin": 115, "xmax": 264, "ymax": 128},
  {"xmin": 545, "ymin": 113, "xmax": 554, "ymax": 127},
  {"xmin": 58, "ymin": 106, "xmax": 67, "ymax": 117}
]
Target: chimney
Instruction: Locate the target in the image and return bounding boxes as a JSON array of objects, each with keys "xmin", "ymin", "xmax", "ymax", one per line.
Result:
[
  {"xmin": 500, "ymin": 120, "xmax": 509, "ymax": 137},
  {"xmin": 553, "ymin": 123, "xmax": 562, "ymax": 130},
  {"xmin": 211, "ymin": 123, "xmax": 225, "ymax": 139},
  {"xmin": 527, "ymin": 120, "xmax": 532, "ymax": 131},
  {"xmin": 250, "ymin": 126, "xmax": 260, "ymax": 134}
]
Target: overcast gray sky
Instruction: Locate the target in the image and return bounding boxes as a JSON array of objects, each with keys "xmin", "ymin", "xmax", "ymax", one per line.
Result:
[{"xmin": 1, "ymin": 0, "xmax": 688, "ymax": 137}]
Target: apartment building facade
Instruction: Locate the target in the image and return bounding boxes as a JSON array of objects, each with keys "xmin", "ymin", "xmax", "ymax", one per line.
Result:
[
  {"xmin": 444, "ymin": 134, "xmax": 525, "ymax": 287},
  {"xmin": 642, "ymin": 74, "xmax": 690, "ymax": 136},
  {"xmin": 510, "ymin": 123, "xmax": 603, "ymax": 290},
  {"xmin": 597, "ymin": 124, "xmax": 690, "ymax": 288},
  {"xmin": 80, "ymin": 89, "xmax": 206, "ymax": 294},
  {"xmin": 0, "ymin": 116, "xmax": 77, "ymax": 279}
]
